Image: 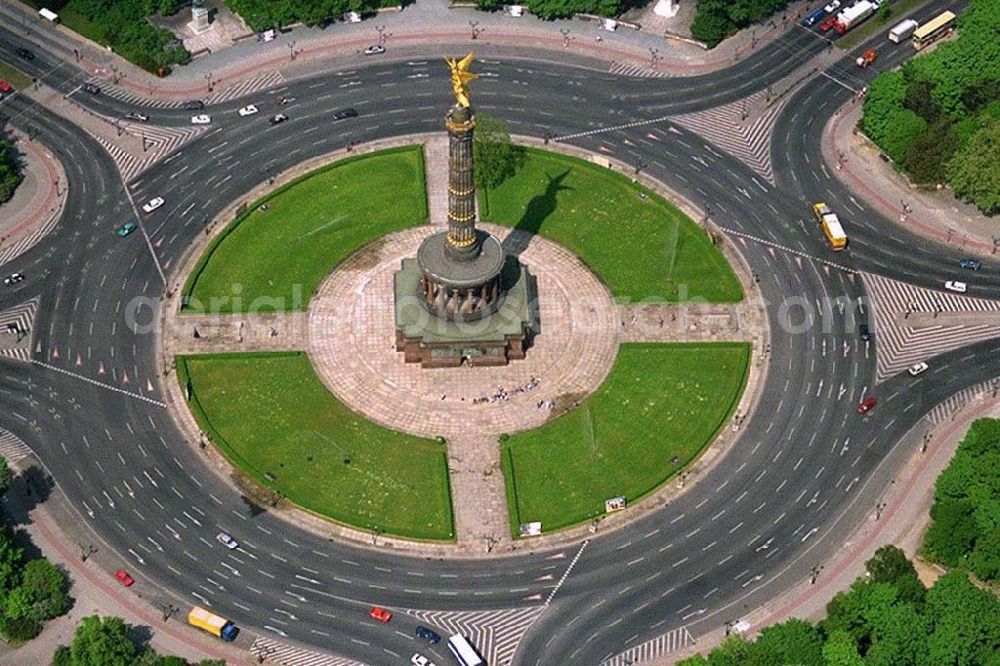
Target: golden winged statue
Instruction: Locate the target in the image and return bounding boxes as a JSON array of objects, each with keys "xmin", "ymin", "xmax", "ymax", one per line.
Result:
[{"xmin": 445, "ymin": 51, "xmax": 478, "ymax": 108}]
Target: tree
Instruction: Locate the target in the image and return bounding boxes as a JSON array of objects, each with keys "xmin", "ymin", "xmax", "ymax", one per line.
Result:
[
  {"xmin": 0, "ymin": 456, "xmax": 10, "ymax": 497},
  {"xmin": 821, "ymin": 629, "xmax": 864, "ymax": 666},
  {"xmin": 5, "ymin": 558, "xmax": 70, "ymax": 622},
  {"xmin": 473, "ymin": 113, "xmax": 524, "ymax": 192},
  {"xmin": 947, "ymin": 117, "xmax": 1000, "ymax": 215},
  {"xmin": 750, "ymin": 618, "xmax": 824, "ymax": 665},
  {"xmin": 865, "ymin": 545, "xmax": 925, "ymax": 606},
  {"xmin": 66, "ymin": 615, "xmax": 138, "ymax": 666},
  {"xmin": 0, "ymin": 529, "xmax": 24, "ymax": 597},
  {"xmin": 924, "ymin": 570, "xmax": 1000, "ymax": 665},
  {"xmin": 0, "ymin": 140, "xmax": 23, "ymax": 204}
]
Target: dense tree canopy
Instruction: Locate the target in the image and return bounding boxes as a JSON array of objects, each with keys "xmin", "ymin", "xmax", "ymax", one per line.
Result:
[
  {"xmin": 224, "ymin": 0, "xmax": 409, "ymax": 32},
  {"xmin": 0, "ymin": 139, "xmax": 23, "ymax": 204},
  {"xmin": 691, "ymin": 0, "xmax": 790, "ymax": 47},
  {"xmin": 473, "ymin": 113, "xmax": 524, "ymax": 191},
  {"xmin": 53, "ymin": 615, "xmax": 229, "ymax": 666},
  {"xmin": 861, "ymin": 0, "xmax": 1000, "ymax": 213}
]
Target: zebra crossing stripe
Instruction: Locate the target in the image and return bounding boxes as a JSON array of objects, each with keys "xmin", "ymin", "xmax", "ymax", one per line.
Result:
[
  {"xmin": 926, "ymin": 378, "xmax": 1000, "ymax": 425},
  {"xmin": 0, "ymin": 428, "xmax": 33, "ymax": 465},
  {"xmin": 861, "ymin": 273, "xmax": 1000, "ymax": 383},
  {"xmin": 608, "ymin": 61, "xmax": 669, "ymax": 79},
  {"xmin": 405, "ymin": 606, "xmax": 543, "ymax": 666},
  {"xmin": 84, "ymin": 77, "xmax": 185, "ymax": 109},
  {"xmin": 0, "ymin": 197, "xmax": 63, "ymax": 267},
  {"xmin": 602, "ymin": 625, "xmax": 694, "ymax": 665},
  {"xmin": 0, "ymin": 297, "xmax": 39, "ymax": 364},
  {"xmin": 96, "ymin": 125, "xmax": 205, "ymax": 184},
  {"xmin": 207, "ymin": 70, "xmax": 285, "ymax": 105},
  {"xmin": 249, "ymin": 636, "xmax": 362, "ymax": 666}
]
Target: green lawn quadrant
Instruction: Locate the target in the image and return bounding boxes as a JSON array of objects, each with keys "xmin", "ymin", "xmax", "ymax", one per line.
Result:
[
  {"xmin": 481, "ymin": 149, "xmax": 743, "ymax": 304},
  {"xmin": 502, "ymin": 342, "xmax": 750, "ymax": 534},
  {"xmin": 184, "ymin": 146, "xmax": 427, "ymax": 314},
  {"xmin": 178, "ymin": 352, "xmax": 454, "ymax": 540}
]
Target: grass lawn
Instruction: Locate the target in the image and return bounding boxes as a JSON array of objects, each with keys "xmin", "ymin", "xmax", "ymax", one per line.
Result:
[
  {"xmin": 178, "ymin": 352, "xmax": 454, "ymax": 540},
  {"xmin": 0, "ymin": 61, "xmax": 32, "ymax": 90},
  {"xmin": 502, "ymin": 342, "xmax": 749, "ymax": 534},
  {"xmin": 482, "ymin": 149, "xmax": 743, "ymax": 303},
  {"xmin": 184, "ymin": 146, "xmax": 427, "ymax": 313}
]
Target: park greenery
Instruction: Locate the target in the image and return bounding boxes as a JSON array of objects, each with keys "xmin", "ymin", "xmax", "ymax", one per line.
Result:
[
  {"xmin": 472, "ymin": 0, "xmax": 631, "ymax": 21},
  {"xmin": 0, "ymin": 138, "xmax": 23, "ymax": 204},
  {"xmin": 22, "ymin": 0, "xmax": 188, "ymax": 73},
  {"xmin": 861, "ymin": 0, "xmax": 1000, "ymax": 214},
  {"xmin": 922, "ymin": 417, "xmax": 1000, "ymax": 582},
  {"xmin": 223, "ymin": 0, "xmax": 405, "ymax": 31},
  {"xmin": 179, "ymin": 352, "xmax": 455, "ymax": 540},
  {"xmin": 481, "ymin": 148, "xmax": 744, "ymax": 303},
  {"xmin": 53, "ymin": 614, "xmax": 226, "ymax": 666},
  {"xmin": 502, "ymin": 343, "xmax": 749, "ymax": 533},
  {"xmin": 679, "ymin": 545, "xmax": 1000, "ymax": 666},
  {"xmin": 690, "ymin": 0, "xmax": 789, "ymax": 47},
  {"xmin": 184, "ymin": 146, "xmax": 426, "ymax": 314},
  {"xmin": 0, "ymin": 457, "xmax": 72, "ymax": 644}
]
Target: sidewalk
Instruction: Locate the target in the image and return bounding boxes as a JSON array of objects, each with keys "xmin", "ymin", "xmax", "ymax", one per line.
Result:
[
  {"xmin": 3, "ymin": 0, "xmax": 804, "ymax": 103},
  {"xmin": 0, "ymin": 127, "xmax": 67, "ymax": 266},
  {"xmin": 825, "ymin": 99, "xmax": 997, "ymax": 257},
  {"xmin": 662, "ymin": 392, "xmax": 1000, "ymax": 664}
]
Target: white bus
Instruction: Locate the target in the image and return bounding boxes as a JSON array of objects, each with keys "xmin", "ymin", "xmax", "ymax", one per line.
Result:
[
  {"xmin": 447, "ymin": 634, "xmax": 485, "ymax": 666},
  {"xmin": 888, "ymin": 18, "xmax": 918, "ymax": 43}
]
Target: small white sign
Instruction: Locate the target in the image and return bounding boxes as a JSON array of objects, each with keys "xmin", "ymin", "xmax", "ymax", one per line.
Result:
[
  {"xmin": 605, "ymin": 496, "xmax": 627, "ymax": 512},
  {"xmin": 519, "ymin": 521, "xmax": 542, "ymax": 537}
]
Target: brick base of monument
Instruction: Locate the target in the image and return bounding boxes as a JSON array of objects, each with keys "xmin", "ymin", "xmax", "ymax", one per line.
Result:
[{"xmin": 394, "ymin": 328, "xmax": 528, "ymax": 368}]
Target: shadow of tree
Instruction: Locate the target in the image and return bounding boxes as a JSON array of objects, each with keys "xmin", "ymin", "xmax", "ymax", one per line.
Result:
[{"xmin": 501, "ymin": 169, "xmax": 572, "ymax": 259}]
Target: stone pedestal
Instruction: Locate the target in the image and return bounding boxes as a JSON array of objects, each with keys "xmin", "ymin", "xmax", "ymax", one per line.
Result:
[
  {"xmin": 189, "ymin": 6, "xmax": 210, "ymax": 34},
  {"xmin": 654, "ymin": 0, "xmax": 680, "ymax": 17}
]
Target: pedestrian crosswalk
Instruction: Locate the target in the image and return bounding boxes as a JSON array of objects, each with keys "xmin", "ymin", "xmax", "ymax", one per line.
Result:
[
  {"xmin": 602, "ymin": 625, "xmax": 694, "ymax": 665},
  {"xmin": 0, "ymin": 428, "xmax": 33, "ymax": 466},
  {"xmin": 861, "ymin": 273, "xmax": 1000, "ymax": 383},
  {"xmin": 207, "ymin": 70, "xmax": 285, "ymax": 105},
  {"xmin": 83, "ymin": 76, "xmax": 185, "ymax": 109},
  {"xmin": 927, "ymin": 378, "xmax": 1000, "ymax": 425},
  {"xmin": 671, "ymin": 89, "xmax": 788, "ymax": 184},
  {"xmin": 608, "ymin": 61, "xmax": 669, "ymax": 78},
  {"xmin": 96, "ymin": 124, "xmax": 205, "ymax": 184},
  {"xmin": 0, "ymin": 297, "xmax": 38, "ymax": 364},
  {"xmin": 405, "ymin": 606, "xmax": 543, "ymax": 666},
  {"xmin": 248, "ymin": 637, "xmax": 362, "ymax": 666},
  {"xmin": 0, "ymin": 198, "xmax": 63, "ymax": 268}
]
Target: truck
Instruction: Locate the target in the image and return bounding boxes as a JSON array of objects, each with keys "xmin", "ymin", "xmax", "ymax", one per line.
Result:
[
  {"xmin": 855, "ymin": 49, "xmax": 877, "ymax": 68},
  {"xmin": 888, "ymin": 18, "xmax": 919, "ymax": 43},
  {"xmin": 187, "ymin": 606, "xmax": 239, "ymax": 642},
  {"xmin": 834, "ymin": 1, "xmax": 876, "ymax": 34}
]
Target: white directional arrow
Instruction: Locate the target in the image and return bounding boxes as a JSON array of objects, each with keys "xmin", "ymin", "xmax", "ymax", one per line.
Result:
[{"xmin": 128, "ymin": 548, "xmax": 145, "ymax": 565}]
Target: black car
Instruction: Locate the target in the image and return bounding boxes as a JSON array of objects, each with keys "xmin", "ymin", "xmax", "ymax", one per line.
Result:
[
  {"xmin": 269, "ymin": 113, "xmax": 288, "ymax": 126},
  {"xmin": 83, "ymin": 83, "xmax": 100, "ymax": 94},
  {"xmin": 332, "ymin": 108, "xmax": 359, "ymax": 121},
  {"xmin": 15, "ymin": 47, "xmax": 34, "ymax": 60},
  {"xmin": 859, "ymin": 322, "xmax": 871, "ymax": 342},
  {"xmin": 182, "ymin": 99, "xmax": 205, "ymax": 110},
  {"xmin": 415, "ymin": 626, "xmax": 440, "ymax": 644}
]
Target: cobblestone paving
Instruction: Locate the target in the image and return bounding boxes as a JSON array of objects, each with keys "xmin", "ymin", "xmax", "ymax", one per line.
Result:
[{"xmin": 617, "ymin": 302, "xmax": 754, "ymax": 342}]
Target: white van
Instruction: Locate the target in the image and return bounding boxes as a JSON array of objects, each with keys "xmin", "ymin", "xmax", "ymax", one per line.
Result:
[{"xmin": 888, "ymin": 18, "xmax": 919, "ymax": 43}]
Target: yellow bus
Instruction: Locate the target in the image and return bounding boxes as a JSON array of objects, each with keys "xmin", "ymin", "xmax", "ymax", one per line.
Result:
[
  {"xmin": 812, "ymin": 202, "xmax": 847, "ymax": 251},
  {"xmin": 913, "ymin": 11, "xmax": 956, "ymax": 50}
]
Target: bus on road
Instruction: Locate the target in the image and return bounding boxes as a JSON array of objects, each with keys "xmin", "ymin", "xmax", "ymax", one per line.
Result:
[
  {"xmin": 913, "ymin": 10, "xmax": 956, "ymax": 50},
  {"xmin": 812, "ymin": 202, "xmax": 847, "ymax": 251}
]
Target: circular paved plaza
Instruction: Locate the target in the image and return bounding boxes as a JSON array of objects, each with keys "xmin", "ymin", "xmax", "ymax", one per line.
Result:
[{"xmin": 308, "ymin": 223, "xmax": 620, "ymax": 438}]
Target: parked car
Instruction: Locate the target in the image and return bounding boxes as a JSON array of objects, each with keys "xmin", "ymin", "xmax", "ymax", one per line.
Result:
[
  {"xmin": 3, "ymin": 273, "xmax": 25, "ymax": 286},
  {"xmin": 15, "ymin": 47, "xmax": 35, "ymax": 60},
  {"xmin": 823, "ymin": 0, "xmax": 842, "ymax": 13},
  {"xmin": 191, "ymin": 114, "xmax": 211, "ymax": 125},
  {"xmin": 141, "ymin": 196, "xmax": 164, "ymax": 213},
  {"xmin": 907, "ymin": 362, "xmax": 929, "ymax": 376},
  {"xmin": 369, "ymin": 606, "xmax": 392, "ymax": 623},
  {"xmin": 182, "ymin": 99, "xmax": 205, "ymax": 110},
  {"xmin": 238, "ymin": 104, "xmax": 259, "ymax": 117},
  {"xmin": 114, "ymin": 569, "xmax": 135, "ymax": 587},
  {"xmin": 415, "ymin": 626, "xmax": 441, "ymax": 644},
  {"xmin": 802, "ymin": 8, "xmax": 826, "ymax": 26},
  {"xmin": 125, "ymin": 112, "xmax": 149, "ymax": 122},
  {"xmin": 333, "ymin": 108, "xmax": 358, "ymax": 121},
  {"xmin": 83, "ymin": 83, "xmax": 101, "ymax": 94},
  {"xmin": 116, "ymin": 222, "xmax": 138, "ymax": 237},
  {"xmin": 819, "ymin": 16, "xmax": 838, "ymax": 32},
  {"xmin": 269, "ymin": 113, "xmax": 288, "ymax": 125},
  {"xmin": 944, "ymin": 280, "xmax": 967, "ymax": 293},
  {"xmin": 0, "ymin": 79, "xmax": 12, "ymax": 94},
  {"xmin": 364, "ymin": 45, "xmax": 386, "ymax": 55},
  {"xmin": 216, "ymin": 532, "xmax": 239, "ymax": 549},
  {"xmin": 857, "ymin": 396, "xmax": 877, "ymax": 414},
  {"xmin": 959, "ymin": 258, "xmax": 981, "ymax": 271}
]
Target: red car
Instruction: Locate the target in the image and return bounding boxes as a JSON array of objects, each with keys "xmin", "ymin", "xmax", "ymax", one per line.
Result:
[
  {"xmin": 114, "ymin": 569, "xmax": 135, "ymax": 587},
  {"xmin": 369, "ymin": 606, "xmax": 392, "ymax": 623},
  {"xmin": 857, "ymin": 396, "xmax": 877, "ymax": 414},
  {"xmin": 819, "ymin": 16, "xmax": 838, "ymax": 32},
  {"xmin": 0, "ymin": 80, "xmax": 12, "ymax": 94}
]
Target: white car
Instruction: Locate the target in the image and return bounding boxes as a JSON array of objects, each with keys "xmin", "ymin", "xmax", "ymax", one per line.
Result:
[
  {"xmin": 216, "ymin": 532, "xmax": 238, "ymax": 549},
  {"xmin": 411, "ymin": 654, "xmax": 436, "ymax": 666},
  {"xmin": 944, "ymin": 280, "xmax": 967, "ymax": 293},
  {"xmin": 907, "ymin": 362, "xmax": 929, "ymax": 376},
  {"xmin": 364, "ymin": 45, "xmax": 386, "ymax": 55},
  {"xmin": 238, "ymin": 104, "xmax": 259, "ymax": 117},
  {"xmin": 824, "ymin": 0, "xmax": 841, "ymax": 13},
  {"xmin": 191, "ymin": 114, "xmax": 211, "ymax": 125},
  {"xmin": 141, "ymin": 196, "xmax": 164, "ymax": 213}
]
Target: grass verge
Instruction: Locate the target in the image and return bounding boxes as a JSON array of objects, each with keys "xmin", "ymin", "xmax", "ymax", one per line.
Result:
[
  {"xmin": 184, "ymin": 146, "xmax": 426, "ymax": 314},
  {"xmin": 481, "ymin": 148, "xmax": 743, "ymax": 304},
  {"xmin": 502, "ymin": 342, "xmax": 750, "ymax": 534},
  {"xmin": 178, "ymin": 352, "xmax": 454, "ymax": 540},
  {"xmin": 836, "ymin": 0, "xmax": 925, "ymax": 51},
  {"xmin": 0, "ymin": 62, "xmax": 32, "ymax": 90}
]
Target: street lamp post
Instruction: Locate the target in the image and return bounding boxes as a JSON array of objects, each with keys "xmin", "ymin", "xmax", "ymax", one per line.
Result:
[
  {"xmin": 469, "ymin": 21, "xmax": 483, "ymax": 40},
  {"xmin": 560, "ymin": 29, "xmax": 572, "ymax": 48},
  {"xmin": 288, "ymin": 41, "xmax": 296, "ymax": 61},
  {"xmin": 205, "ymin": 72, "xmax": 214, "ymax": 92},
  {"xmin": 648, "ymin": 47, "xmax": 662, "ymax": 69}
]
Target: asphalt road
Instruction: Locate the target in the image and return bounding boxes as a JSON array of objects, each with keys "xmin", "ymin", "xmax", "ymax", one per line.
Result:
[{"xmin": 1, "ymin": 1, "xmax": 998, "ymax": 663}]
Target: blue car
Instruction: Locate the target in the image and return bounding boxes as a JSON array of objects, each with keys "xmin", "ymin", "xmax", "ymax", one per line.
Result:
[
  {"xmin": 116, "ymin": 222, "xmax": 137, "ymax": 237},
  {"xmin": 802, "ymin": 8, "xmax": 826, "ymax": 26},
  {"xmin": 959, "ymin": 258, "xmax": 981, "ymax": 271},
  {"xmin": 415, "ymin": 626, "xmax": 441, "ymax": 644}
]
